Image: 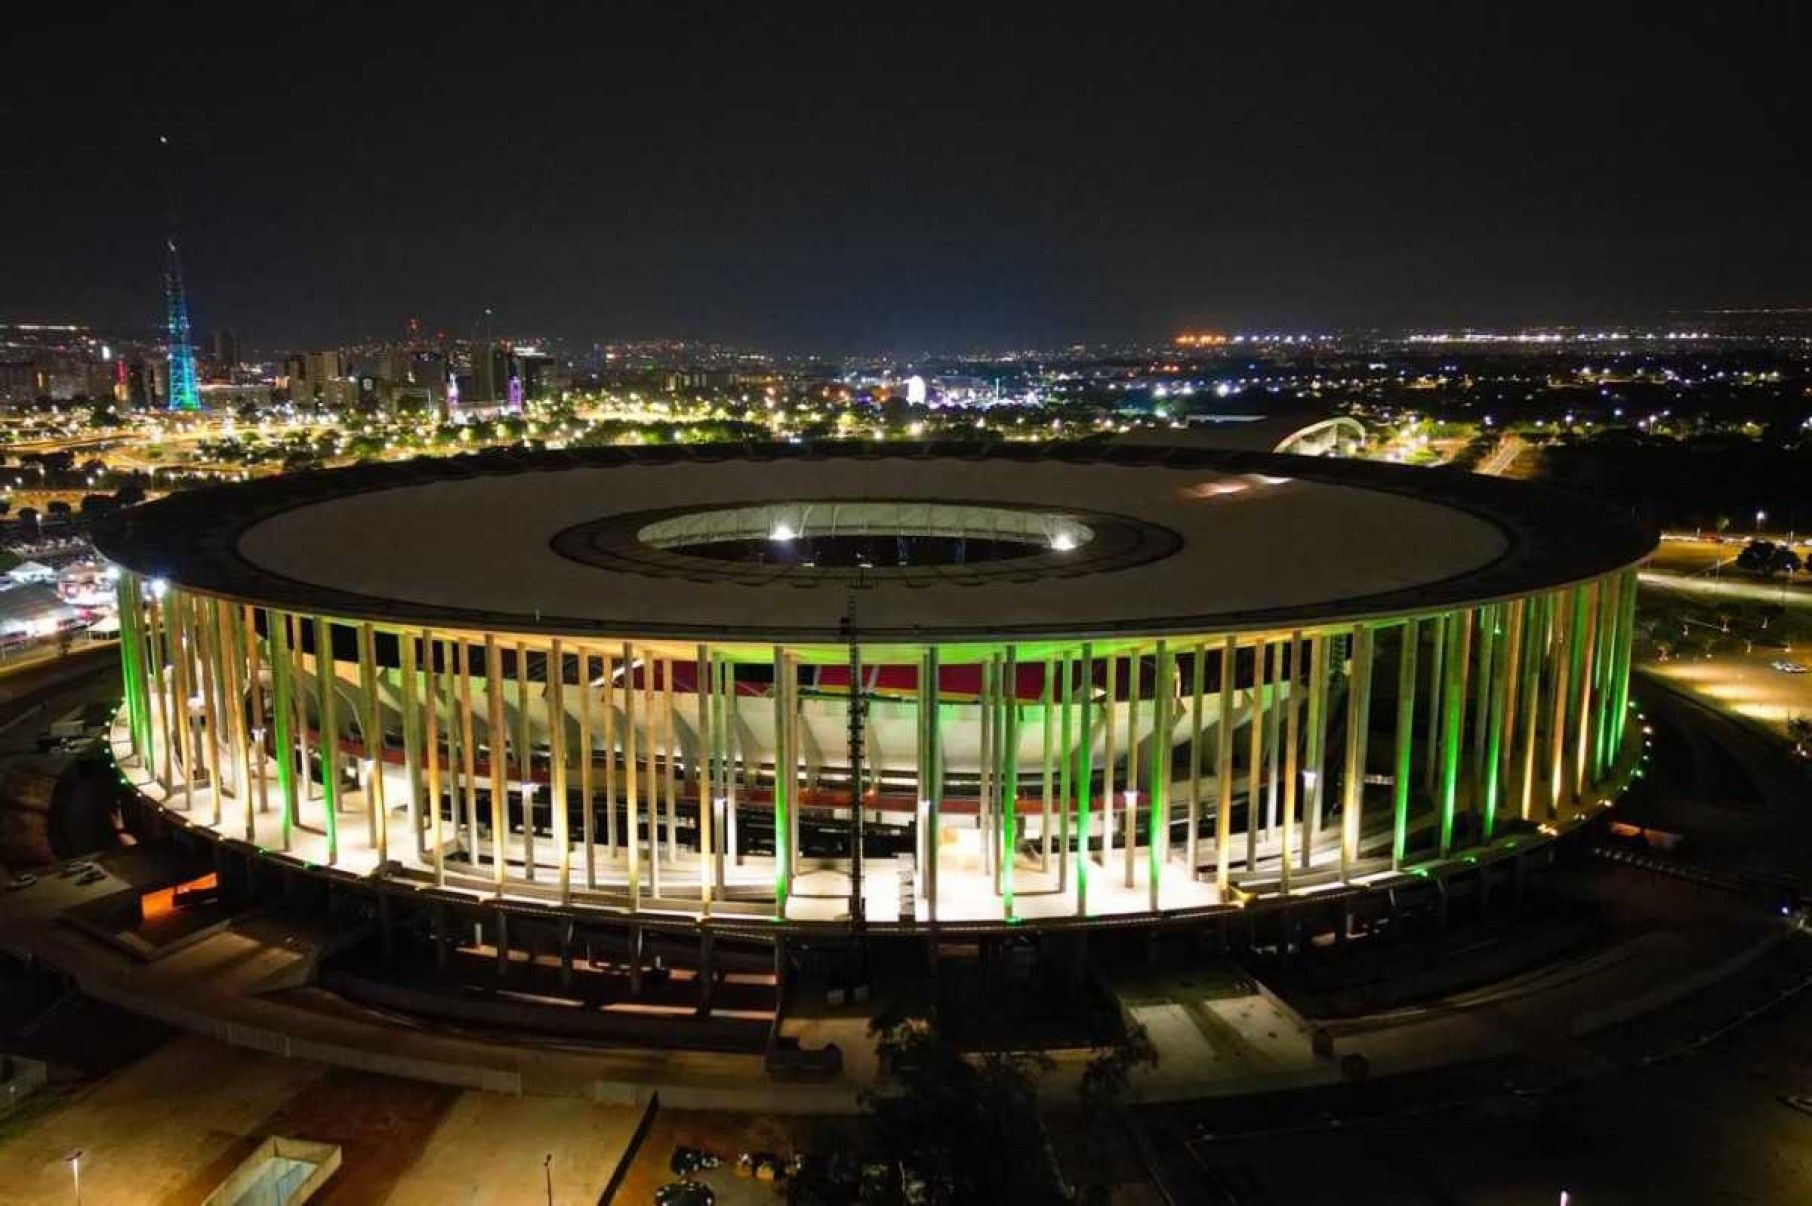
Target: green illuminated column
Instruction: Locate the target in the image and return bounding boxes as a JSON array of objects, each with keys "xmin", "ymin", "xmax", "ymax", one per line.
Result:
[
  {"xmin": 1438, "ymin": 610, "xmax": 1466, "ymax": 856},
  {"xmin": 1340, "ymin": 624, "xmax": 1374, "ymax": 879},
  {"xmin": 1391, "ymin": 618, "xmax": 1419, "ymax": 869},
  {"xmin": 114, "ymin": 576, "xmax": 140, "ymax": 756},
  {"xmin": 1611, "ymin": 569, "xmax": 1638, "ymax": 752},
  {"xmin": 1147, "ymin": 640, "xmax": 1171, "ymax": 911},
  {"xmin": 773, "ymin": 644, "xmax": 790, "ymax": 914},
  {"xmin": 1482, "ymin": 601, "xmax": 1516, "ymax": 841},
  {"xmin": 1056, "ymin": 651, "xmax": 1072, "ymax": 894},
  {"xmin": 269, "ymin": 611, "xmax": 297, "ymax": 851}
]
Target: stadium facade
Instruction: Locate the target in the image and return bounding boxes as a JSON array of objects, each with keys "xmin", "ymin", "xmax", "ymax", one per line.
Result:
[{"xmin": 98, "ymin": 443, "xmax": 1652, "ymax": 952}]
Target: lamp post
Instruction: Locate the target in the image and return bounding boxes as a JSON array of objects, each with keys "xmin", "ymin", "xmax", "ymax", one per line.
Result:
[
  {"xmin": 1757, "ymin": 509, "xmax": 1767, "ymax": 535},
  {"xmin": 66, "ymin": 1149, "xmax": 81, "ymax": 1205}
]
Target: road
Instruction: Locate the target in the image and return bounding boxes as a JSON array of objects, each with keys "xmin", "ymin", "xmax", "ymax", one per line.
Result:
[{"xmin": 1473, "ymin": 432, "xmax": 1524, "ymax": 476}]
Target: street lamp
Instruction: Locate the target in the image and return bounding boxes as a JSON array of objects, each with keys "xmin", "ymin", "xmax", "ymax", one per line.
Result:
[
  {"xmin": 66, "ymin": 1149, "xmax": 82, "ymax": 1204},
  {"xmin": 1757, "ymin": 509, "xmax": 1767, "ymax": 535}
]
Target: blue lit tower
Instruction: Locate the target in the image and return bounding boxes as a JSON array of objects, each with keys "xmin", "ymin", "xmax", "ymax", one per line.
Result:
[
  {"xmin": 163, "ymin": 237, "xmax": 201, "ymax": 411},
  {"xmin": 160, "ymin": 135, "xmax": 201, "ymax": 411}
]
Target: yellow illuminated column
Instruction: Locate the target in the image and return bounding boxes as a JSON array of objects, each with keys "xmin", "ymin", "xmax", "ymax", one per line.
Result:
[
  {"xmin": 1123, "ymin": 648, "xmax": 1140, "ymax": 890},
  {"xmin": 425, "ymin": 636, "xmax": 445, "ymax": 885},
  {"xmin": 1280, "ymin": 632, "xmax": 1303, "ymax": 894},
  {"xmin": 1518, "ymin": 595, "xmax": 1549, "ymax": 821},
  {"xmin": 622, "ymin": 642, "xmax": 640, "ymax": 907},
  {"xmin": 579, "ymin": 649, "xmax": 596, "ymax": 889},
  {"xmin": 196, "ymin": 597, "xmax": 224, "ymax": 827},
  {"xmin": 1101, "ymin": 653, "xmax": 1117, "ymax": 876},
  {"xmin": 516, "ymin": 642, "xmax": 535, "ymax": 881},
  {"xmin": 1303, "ymin": 633, "xmax": 1330, "ymax": 871},
  {"xmin": 245, "ymin": 607, "xmax": 269, "ymax": 826},
  {"xmin": 1391, "ymin": 618, "xmax": 1418, "ymax": 870},
  {"xmin": 313, "ymin": 616, "xmax": 339, "ymax": 864},
  {"xmin": 400, "ymin": 631, "xmax": 424, "ymax": 858},
  {"xmin": 1213, "ymin": 635, "xmax": 1236, "ymax": 893},
  {"xmin": 695, "ymin": 644, "xmax": 713, "ymax": 904},
  {"xmin": 219, "ymin": 603, "xmax": 253, "ymax": 841},
  {"xmin": 602, "ymin": 650, "xmax": 618, "ymax": 857},
  {"xmin": 924, "ymin": 645, "xmax": 941, "ymax": 920},
  {"xmin": 549, "ymin": 638, "xmax": 570, "ymax": 903},
  {"xmin": 485, "ymin": 636, "xmax": 507, "ymax": 893},
  {"xmin": 1040, "ymin": 657, "xmax": 1055, "ymax": 873},
  {"xmin": 1547, "ymin": 590, "xmax": 1575, "ymax": 817},
  {"xmin": 457, "ymin": 639, "xmax": 479, "ymax": 866},
  {"xmin": 1573, "ymin": 584, "xmax": 1601, "ymax": 800},
  {"xmin": 1245, "ymin": 640, "xmax": 1267, "ymax": 872},
  {"xmin": 358, "ymin": 623, "xmax": 387, "ymax": 860},
  {"xmin": 1187, "ymin": 642, "xmax": 1206, "ymax": 873}
]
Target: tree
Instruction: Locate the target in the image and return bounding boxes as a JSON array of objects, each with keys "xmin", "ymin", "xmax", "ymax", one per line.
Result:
[
  {"xmin": 114, "ymin": 479, "xmax": 146, "ymax": 507},
  {"xmin": 1789, "ymin": 716, "xmax": 1812, "ymax": 759},
  {"xmin": 1076, "ymin": 1023, "xmax": 1159, "ymax": 1203},
  {"xmin": 860, "ymin": 1015, "xmax": 1061, "ymax": 1204},
  {"xmin": 45, "ymin": 500, "xmax": 71, "ymax": 519},
  {"xmin": 1736, "ymin": 540, "xmax": 1801, "ymax": 579},
  {"xmin": 17, "ymin": 506, "xmax": 39, "ymax": 530}
]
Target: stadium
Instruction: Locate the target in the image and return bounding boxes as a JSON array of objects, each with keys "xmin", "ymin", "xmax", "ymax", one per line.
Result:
[{"xmin": 95, "ymin": 442, "xmax": 1651, "ymax": 1001}]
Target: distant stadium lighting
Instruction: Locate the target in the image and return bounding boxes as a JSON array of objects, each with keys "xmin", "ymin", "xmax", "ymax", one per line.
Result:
[{"xmin": 770, "ymin": 523, "xmax": 797, "ymax": 542}]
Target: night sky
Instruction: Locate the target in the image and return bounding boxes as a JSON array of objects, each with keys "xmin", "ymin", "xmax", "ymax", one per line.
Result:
[{"xmin": 5, "ymin": 4, "xmax": 1807, "ymax": 353}]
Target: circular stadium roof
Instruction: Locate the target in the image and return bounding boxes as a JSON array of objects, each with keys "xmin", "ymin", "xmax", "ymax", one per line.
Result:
[{"xmin": 95, "ymin": 443, "xmax": 1654, "ymax": 643}]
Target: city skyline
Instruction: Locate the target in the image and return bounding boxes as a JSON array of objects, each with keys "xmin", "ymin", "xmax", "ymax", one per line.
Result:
[{"xmin": 4, "ymin": 6, "xmax": 1808, "ymax": 353}]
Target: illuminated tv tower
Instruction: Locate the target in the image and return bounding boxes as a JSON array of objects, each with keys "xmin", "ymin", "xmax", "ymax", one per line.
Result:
[{"xmin": 159, "ymin": 135, "xmax": 201, "ymax": 412}]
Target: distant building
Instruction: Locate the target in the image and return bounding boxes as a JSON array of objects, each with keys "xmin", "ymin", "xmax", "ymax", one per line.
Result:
[
  {"xmin": 468, "ymin": 344, "xmax": 513, "ymax": 406},
  {"xmin": 285, "ymin": 350, "xmax": 346, "ymax": 408},
  {"xmin": 0, "ymin": 361, "xmax": 36, "ymax": 407}
]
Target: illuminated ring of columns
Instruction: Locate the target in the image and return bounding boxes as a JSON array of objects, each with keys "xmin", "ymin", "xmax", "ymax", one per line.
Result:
[{"xmin": 100, "ymin": 443, "xmax": 1651, "ymax": 934}]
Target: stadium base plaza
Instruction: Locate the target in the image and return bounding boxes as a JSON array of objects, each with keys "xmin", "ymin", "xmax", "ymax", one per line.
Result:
[{"xmin": 100, "ymin": 444, "xmax": 1650, "ymax": 980}]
